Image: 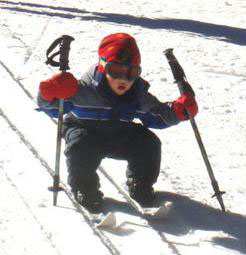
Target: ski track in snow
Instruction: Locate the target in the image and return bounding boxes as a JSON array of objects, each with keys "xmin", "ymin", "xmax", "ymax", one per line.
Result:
[
  {"xmin": 0, "ymin": 167, "xmax": 62, "ymax": 255},
  {"xmin": 0, "ymin": 0, "xmax": 246, "ymax": 254},
  {"xmin": 0, "ymin": 107, "xmax": 120, "ymax": 254}
]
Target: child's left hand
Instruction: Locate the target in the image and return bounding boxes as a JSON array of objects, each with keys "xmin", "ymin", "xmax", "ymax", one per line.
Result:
[{"xmin": 172, "ymin": 93, "xmax": 198, "ymax": 120}]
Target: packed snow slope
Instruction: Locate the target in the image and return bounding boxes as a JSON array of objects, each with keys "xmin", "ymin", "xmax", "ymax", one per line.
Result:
[{"xmin": 0, "ymin": 0, "xmax": 246, "ymax": 254}]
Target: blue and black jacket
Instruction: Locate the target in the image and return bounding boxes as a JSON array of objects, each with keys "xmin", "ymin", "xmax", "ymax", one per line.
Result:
[{"xmin": 37, "ymin": 65, "xmax": 180, "ymax": 134}]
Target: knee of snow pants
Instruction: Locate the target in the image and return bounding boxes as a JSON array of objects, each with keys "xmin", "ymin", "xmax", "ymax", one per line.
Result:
[
  {"xmin": 64, "ymin": 127, "xmax": 102, "ymax": 193},
  {"xmin": 126, "ymin": 125, "xmax": 161, "ymax": 185}
]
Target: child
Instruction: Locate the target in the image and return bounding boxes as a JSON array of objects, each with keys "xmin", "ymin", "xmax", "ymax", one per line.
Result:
[{"xmin": 38, "ymin": 33, "xmax": 198, "ymax": 213}]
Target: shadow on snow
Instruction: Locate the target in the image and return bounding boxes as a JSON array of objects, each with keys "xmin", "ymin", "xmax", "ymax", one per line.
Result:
[
  {"xmin": 103, "ymin": 192, "xmax": 246, "ymax": 254},
  {"xmin": 1, "ymin": 0, "xmax": 246, "ymax": 45}
]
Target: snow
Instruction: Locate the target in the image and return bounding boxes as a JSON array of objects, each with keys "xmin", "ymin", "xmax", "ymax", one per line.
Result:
[{"xmin": 0, "ymin": 0, "xmax": 246, "ymax": 254}]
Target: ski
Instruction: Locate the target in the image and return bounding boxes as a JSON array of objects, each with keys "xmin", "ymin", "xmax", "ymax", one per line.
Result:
[
  {"xmin": 94, "ymin": 212, "xmax": 116, "ymax": 228},
  {"xmin": 99, "ymin": 166, "xmax": 173, "ymax": 220},
  {"xmin": 56, "ymin": 185, "xmax": 119, "ymax": 231},
  {"xmin": 141, "ymin": 201, "xmax": 173, "ymax": 219},
  {"xmin": 122, "ymin": 191, "xmax": 173, "ymax": 220}
]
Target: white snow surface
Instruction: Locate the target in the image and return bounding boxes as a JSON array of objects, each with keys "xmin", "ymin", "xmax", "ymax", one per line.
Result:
[{"xmin": 0, "ymin": 0, "xmax": 246, "ymax": 254}]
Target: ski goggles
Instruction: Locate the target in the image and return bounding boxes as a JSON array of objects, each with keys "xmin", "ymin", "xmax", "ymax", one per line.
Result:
[{"xmin": 105, "ymin": 62, "xmax": 141, "ymax": 81}]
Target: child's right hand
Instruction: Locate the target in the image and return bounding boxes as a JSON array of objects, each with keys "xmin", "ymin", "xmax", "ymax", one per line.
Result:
[{"xmin": 39, "ymin": 72, "xmax": 78, "ymax": 102}]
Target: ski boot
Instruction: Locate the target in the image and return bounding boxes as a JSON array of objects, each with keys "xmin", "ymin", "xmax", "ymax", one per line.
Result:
[
  {"xmin": 73, "ymin": 189, "xmax": 104, "ymax": 213},
  {"xmin": 127, "ymin": 179, "xmax": 155, "ymax": 207}
]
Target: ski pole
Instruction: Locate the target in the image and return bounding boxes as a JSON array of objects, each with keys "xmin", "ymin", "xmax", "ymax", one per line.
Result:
[
  {"xmin": 46, "ymin": 35, "xmax": 75, "ymax": 206},
  {"xmin": 164, "ymin": 48, "xmax": 226, "ymax": 212}
]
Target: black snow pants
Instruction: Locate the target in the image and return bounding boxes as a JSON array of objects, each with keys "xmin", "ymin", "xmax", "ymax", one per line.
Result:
[{"xmin": 63, "ymin": 121, "xmax": 161, "ymax": 193}]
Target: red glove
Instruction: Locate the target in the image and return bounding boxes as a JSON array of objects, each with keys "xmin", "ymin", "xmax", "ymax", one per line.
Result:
[
  {"xmin": 172, "ymin": 93, "xmax": 198, "ymax": 121},
  {"xmin": 39, "ymin": 72, "xmax": 78, "ymax": 102}
]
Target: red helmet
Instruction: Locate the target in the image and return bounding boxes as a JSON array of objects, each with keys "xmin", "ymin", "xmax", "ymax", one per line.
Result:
[{"xmin": 98, "ymin": 33, "xmax": 141, "ymax": 73}]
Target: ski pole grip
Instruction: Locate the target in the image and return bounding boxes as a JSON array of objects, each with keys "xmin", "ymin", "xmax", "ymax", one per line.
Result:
[
  {"xmin": 46, "ymin": 35, "xmax": 75, "ymax": 72},
  {"xmin": 59, "ymin": 35, "xmax": 74, "ymax": 72},
  {"xmin": 164, "ymin": 48, "xmax": 195, "ymax": 97}
]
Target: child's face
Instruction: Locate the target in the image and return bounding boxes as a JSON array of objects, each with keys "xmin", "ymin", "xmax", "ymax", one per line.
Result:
[{"xmin": 106, "ymin": 74, "xmax": 134, "ymax": 96}]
